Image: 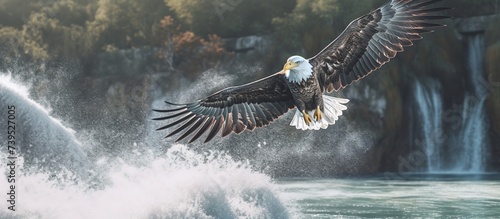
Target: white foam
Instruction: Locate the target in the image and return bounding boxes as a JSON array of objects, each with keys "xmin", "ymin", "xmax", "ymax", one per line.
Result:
[
  {"xmin": 0, "ymin": 74, "xmax": 75, "ymax": 134},
  {"xmin": 0, "ymin": 73, "xmax": 290, "ymax": 218},
  {"xmin": 0, "ymin": 145, "xmax": 289, "ymax": 219},
  {"xmin": 0, "ymin": 74, "xmax": 87, "ymax": 176}
]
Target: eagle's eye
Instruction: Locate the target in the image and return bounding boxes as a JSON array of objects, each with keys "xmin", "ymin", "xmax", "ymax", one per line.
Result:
[{"xmin": 295, "ymin": 61, "xmax": 301, "ymax": 64}]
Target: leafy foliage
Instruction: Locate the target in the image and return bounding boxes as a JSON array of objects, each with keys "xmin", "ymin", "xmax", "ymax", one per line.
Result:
[
  {"xmin": 165, "ymin": 0, "xmax": 294, "ymax": 37},
  {"xmin": 1, "ymin": 0, "xmax": 93, "ymax": 61},
  {"xmin": 0, "ymin": 0, "xmax": 171, "ymax": 62},
  {"xmin": 157, "ymin": 16, "xmax": 230, "ymax": 76},
  {"xmin": 90, "ymin": 0, "xmax": 169, "ymax": 50},
  {"xmin": 0, "ymin": 0, "xmax": 390, "ymax": 74},
  {"xmin": 272, "ymin": 0, "xmax": 384, "ymax": 59}
]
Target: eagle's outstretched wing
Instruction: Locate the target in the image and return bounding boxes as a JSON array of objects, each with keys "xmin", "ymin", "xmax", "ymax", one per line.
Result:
[
  {"xmin": 309, "ymin": 0, "xmax": 449, "ymax": 92},
  {"xmin": 153, "ymin": 73, "xmax": 295, "ymax": 143}
]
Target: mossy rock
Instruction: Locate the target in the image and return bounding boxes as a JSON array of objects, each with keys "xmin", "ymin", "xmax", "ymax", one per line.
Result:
[{"xmin": 486, "ymin": 42, "xmax": 500, "ymax": 135}]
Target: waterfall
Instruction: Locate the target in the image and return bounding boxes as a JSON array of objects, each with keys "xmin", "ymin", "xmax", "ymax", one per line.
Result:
[
  {"xmin": 412, "ymin": 33, "xmax": 489, "ymax": 173},
  {"xmin": 455, "ymin": 33, "xmax": 488, "ymax": 172},
  {"xmin": 466, "ymin": 34, "xmax": 488, "ymax": 98},
  {"xmin": 456, "ymin": 96, "xmax": 487, "ymax": 172},
  {"xmin": 413, "ymin": 79, "xmax": 443, "ymax": 172}
]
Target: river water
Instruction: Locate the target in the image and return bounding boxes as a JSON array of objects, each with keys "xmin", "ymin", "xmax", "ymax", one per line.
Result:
[
  {"xmin": 2, "ymin": 74, "xmax": 499, "ymax": 218},
  {"xmin": 279, "ymin": 176, "xmax": 500, "ymax": 218}
]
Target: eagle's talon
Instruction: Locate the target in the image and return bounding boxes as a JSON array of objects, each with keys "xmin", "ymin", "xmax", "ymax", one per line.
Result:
[
  {"xmin": 314, "ymin": 106, "xmax": 322, "ymax": 121},
  {"xmin": 303, "ymin": 111, "xmax": 312, "ymax": 126}
]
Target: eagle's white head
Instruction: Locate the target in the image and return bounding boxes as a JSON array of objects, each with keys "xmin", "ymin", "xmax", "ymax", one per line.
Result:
[{"xmin": 282, "ymin": 55, "xmax": 313, "ymax": 84}]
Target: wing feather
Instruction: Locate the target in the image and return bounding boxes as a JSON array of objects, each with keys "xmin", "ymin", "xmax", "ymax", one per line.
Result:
[
  {"xmin": 309, "ymin": 0, "xmax": 449, "ymax": 92},
  {"xmin": 249, "ymin": 103, "xmax": 264, "ymax": 127},
  {"xmin": 190, "ymin": 117, "xmax": 214, "ymax": 143},
  {"xmin": 238, "ymin": 104, "xmax": 249, "ymax": 127},
  {"xmin": 168, "ymin": 115, "xmax": 200, "ymax": 138},
  {"xmin": 177, "ymin": 117, "xmax": 205, "ymax": 142},
  {"xmin": 153, "ymin": 73, "xmax": 295, "ymax": 143},
  {"xmin": 156, "ymin": 114, "xmax": 194, "ymax": 131},
  {"xmin": 205, "ymin": 117, "xmax": 224, "ymax": 143}
]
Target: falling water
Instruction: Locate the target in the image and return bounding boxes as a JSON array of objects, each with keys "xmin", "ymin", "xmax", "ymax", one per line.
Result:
[
  {"xmin": 413, "ymin": 79, "xmax": 443, "ymax": 172},
  {"xmin": 456, "ymin": 96, "xmax": 487, "ymax": 172},
  {"xmin": 455, "ymin": 33, "xmax": 488, "ymax": 172},
  {"xmin": 413, "ymin": 33, "xmax": 489, "ymax": 173}
]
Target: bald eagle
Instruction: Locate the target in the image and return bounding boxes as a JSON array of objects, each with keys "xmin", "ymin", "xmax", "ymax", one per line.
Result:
[{"xmin": 153, "ymin": 0, "xmax": 449, "ymax": 143}]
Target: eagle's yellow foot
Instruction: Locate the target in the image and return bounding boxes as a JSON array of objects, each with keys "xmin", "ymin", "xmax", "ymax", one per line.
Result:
[
  {"xmin": 314, "ymin": 106, "xmax": 322, "ymax": 121},
  {"xmin": 302, "ymin": 110, "xmax": 312, "ymax": 126}
]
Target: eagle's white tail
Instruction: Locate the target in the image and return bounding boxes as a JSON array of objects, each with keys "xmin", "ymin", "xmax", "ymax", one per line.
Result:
[{"xmin": 289, "ymin": 95, "xmax": 349, "ymax": 130}]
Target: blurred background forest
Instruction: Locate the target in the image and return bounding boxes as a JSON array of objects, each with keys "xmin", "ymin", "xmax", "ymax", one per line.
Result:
[
  {"xmin": 0, "ymin": 0, "xmax": 397, "ymax": 73},
  {"xmin": 1, "ymin": 0, "xmax": 499, "ymax": 176}
]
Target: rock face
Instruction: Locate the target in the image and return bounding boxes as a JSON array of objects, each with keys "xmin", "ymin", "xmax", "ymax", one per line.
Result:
[
  {"xmin": 234, "ymin": 36, "xmax": 271, "ymax": 54},
  {"xmin": 486, "ymin": 43, "xmax": 500, "ymax": 169},
  {"xmin": 486, "ymin": 16, "xmax": 500, "ymax": 169},
  {"xmin": 11, "ymin": 22, "xmax": 498, "ymax": 177},
  {"xmin": 91, "ymin": 47, "xmax": 160, "ymax": 76},
  {"xmin": 455, "ymin": 15, "xmax": 497, "ymax": 34},
  {"xmin": 333, "ymin": 14, "xmax": 500, "ymax": 173},
  {"xmin": 66, "ymin": 24, "xmax": 500, "ymax": 175},
  {"xmin": 486, "ymin": 44, "xmax": 500, "ymax": 133}
]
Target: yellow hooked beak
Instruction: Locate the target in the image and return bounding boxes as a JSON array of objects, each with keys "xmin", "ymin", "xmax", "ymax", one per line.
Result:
[{"xmin": 282, "ymin": 61, "xmax": 299, "ymax": 73}]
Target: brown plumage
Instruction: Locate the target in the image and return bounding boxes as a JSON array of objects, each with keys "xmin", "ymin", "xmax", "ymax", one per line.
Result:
[
  {"xmin": 310, "ymin": 0, "xmax": 450, "ymax": 92},
  {"xmin": 153, "ymin": 0, "xmax": 450, "ymax": 143},
  {"xmin": 153, "ymin": 74, "xmax": 296, "ymax": 143}
]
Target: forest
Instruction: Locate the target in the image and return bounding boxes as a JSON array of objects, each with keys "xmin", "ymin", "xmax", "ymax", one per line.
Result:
[
  {"xmin": 2, "ymin": 0, "xmax": 462, "ymax": 75},
  {"xmin": 0, "ymin": 0, "xmax": 495, "ymax": 74}
]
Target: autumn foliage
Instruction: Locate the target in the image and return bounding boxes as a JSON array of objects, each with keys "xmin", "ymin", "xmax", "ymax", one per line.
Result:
[
  {"xmin": 157, "ymin": 16, "xmax": 230, "ymax": 76},
  {"xmin": 0, "ymin": 0, "xmax": 425, "ymax": 75}
]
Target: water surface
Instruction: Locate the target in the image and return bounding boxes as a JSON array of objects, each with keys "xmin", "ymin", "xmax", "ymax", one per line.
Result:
[{"xmin": 278, "ymin": 175, "xmax": 500, "ymax": 218}]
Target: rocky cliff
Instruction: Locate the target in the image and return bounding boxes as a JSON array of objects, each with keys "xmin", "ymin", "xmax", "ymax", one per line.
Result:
[{"xmin": 7, "ymin": 12, "xmax": 499, "ymax": 176}]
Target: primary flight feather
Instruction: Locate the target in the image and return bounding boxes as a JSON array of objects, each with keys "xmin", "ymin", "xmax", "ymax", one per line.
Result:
[{"xmin": 153, "ymin": 0, "xmax": 449, "ymax": 143}]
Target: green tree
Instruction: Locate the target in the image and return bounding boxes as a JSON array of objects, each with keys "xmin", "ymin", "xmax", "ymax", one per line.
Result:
[
  {"xmin": 1, "ymin": 0, "xmax": 172, "ymax": 62},
  {"xmin": 88, "ymin": 0, "xmax": 170, "ymax": 51},
  {"xmin": 17, "ymin": 0, "xmax": 94, "ymax": 60},
  {"xmin": 272, "ymin": 0, "xmax": 384, "ymax": 59},
  {"xmin": 157, "ymin": 16, "xmax": 231, "ymax": 76},
  {"xmin": 165, "ymin": 0, "xmax": 294, "ymax": 37},
  {"xmin": 0, "ymin": 0, "xmax": 48, "ymax": 28},
  {"xmin": 0, "ymin": 27, "xmax": 23, "ymax": 59}
]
